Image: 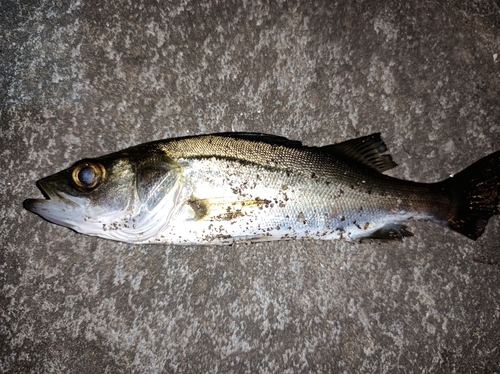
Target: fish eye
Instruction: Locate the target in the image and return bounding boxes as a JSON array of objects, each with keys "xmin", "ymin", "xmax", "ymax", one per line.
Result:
[
  {"xmin": 78, "ymin": 167, "xmax": 95, "ymax": 185},
  {"xmin": 72, "ymin": 162, "xmax": 105, "ymax": 189}
]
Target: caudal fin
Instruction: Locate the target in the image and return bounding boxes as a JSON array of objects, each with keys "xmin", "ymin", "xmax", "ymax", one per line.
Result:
[{"xmin": 442, "ymin": 151, "xmax": 500, "ymax": 240}]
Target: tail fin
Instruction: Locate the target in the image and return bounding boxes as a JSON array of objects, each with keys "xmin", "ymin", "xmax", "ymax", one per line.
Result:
[{"xmin": 442, "ymin": 151, "xmax": 500, "ymax": 240}]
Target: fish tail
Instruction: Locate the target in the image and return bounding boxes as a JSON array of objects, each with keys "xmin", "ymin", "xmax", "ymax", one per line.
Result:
[{"xmin": 441, "ymin": 151, "xmax": 500, "ymax": 240}]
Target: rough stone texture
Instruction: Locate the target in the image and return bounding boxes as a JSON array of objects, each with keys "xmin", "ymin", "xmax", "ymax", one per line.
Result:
[{"xmin": 1, "ymin": 0, "xmax": 500, "ymax": 372}]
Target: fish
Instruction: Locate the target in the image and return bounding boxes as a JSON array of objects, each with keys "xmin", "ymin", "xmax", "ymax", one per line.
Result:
[{"xmin": 24, "ymin": 132, "xmax": 500, "ymax": 245}]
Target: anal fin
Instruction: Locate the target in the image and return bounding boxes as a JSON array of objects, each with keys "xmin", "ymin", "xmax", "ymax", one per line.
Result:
[{"xmin": 360, "ymin": 224, "xmax": 414, "ymax": 242}]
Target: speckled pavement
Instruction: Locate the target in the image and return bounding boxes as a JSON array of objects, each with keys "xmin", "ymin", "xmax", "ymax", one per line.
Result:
[{"xmin": 1, "ymin": 1, "xmax": 500, "ymax": 372}]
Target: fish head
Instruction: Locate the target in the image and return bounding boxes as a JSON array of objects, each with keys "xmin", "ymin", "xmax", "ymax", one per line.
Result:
[{"xmin": 24, "ymin": 147, "xmax": 184, "ymax": 243}]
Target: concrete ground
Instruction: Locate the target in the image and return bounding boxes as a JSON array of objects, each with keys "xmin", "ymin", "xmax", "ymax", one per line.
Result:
[{"xmin": 1, "ymin": 0, "xmax": 499, "ymax": 372}]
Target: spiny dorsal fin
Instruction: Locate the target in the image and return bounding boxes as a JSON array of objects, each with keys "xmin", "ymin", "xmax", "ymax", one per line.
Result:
[
  {"xmin": 322, "ymin": 133, "xmax": 397, "ymax": 173},
  {"xmin": 215, "ymin": 132, "xmax": 303, "ymax": 147}
]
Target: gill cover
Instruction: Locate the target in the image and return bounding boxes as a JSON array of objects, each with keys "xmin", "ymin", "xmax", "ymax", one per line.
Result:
[
  {"xmin": 135, "ymin": 150, "xmax": 182, "ymax": 212},
  {"xmin": 106, "ymin": 149, "xmax": 185, "ymax": 243}
]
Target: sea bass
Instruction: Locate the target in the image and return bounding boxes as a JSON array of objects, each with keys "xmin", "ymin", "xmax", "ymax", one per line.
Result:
[{"xmin": 24, "ymin": 133, "xmax": 499, "ymax": 245}]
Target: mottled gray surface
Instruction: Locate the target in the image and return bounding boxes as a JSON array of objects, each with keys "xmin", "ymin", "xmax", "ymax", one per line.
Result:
[{"xmin": 1, "ymin": 0, "xmax": 500, "ymax": 372}]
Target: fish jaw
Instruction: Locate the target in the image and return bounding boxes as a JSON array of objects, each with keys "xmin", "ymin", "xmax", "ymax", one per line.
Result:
[
  {"xmin": 24, "ymin": 178, "xmax": 135, "ymax": 240},
  {"xmin": 24, "ymin": 179, "xmax": 90, "ymax": 233}
]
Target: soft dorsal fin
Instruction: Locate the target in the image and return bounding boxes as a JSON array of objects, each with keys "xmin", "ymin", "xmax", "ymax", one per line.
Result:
[
  {"xmin": 215, "ymin": 132, "xmax": 303, "ymax": 147},
  {"xmin": 322, "ymin": 133, "xmax": 397, "ymax": 173}
]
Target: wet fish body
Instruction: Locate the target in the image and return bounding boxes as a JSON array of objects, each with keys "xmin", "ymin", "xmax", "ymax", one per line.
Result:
[{"xmin": 25, "ymin": 133, "xmax": 500, "ymax": 245}]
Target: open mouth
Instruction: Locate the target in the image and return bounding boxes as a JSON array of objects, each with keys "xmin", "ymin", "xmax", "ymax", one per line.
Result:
[{"xmin": 24, "ymin": 180, "xmax": 58, "ymax": 212}]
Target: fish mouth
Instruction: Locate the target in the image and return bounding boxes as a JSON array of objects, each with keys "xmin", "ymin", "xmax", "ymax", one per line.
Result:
[{"xmin": 24, "ymin": 179, "xmax": 87, "ymax": 228}]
